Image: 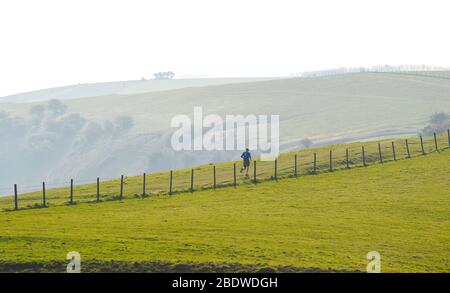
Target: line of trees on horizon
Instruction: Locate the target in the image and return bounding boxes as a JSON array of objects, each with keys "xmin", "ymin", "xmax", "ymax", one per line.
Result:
[
  {"xmin": 293, "ymin": 65, "xmax": 450, "ymax": 77},
  {"xmin": 153, "ymin": 71, "xmax": 175, "ymax": 80}
]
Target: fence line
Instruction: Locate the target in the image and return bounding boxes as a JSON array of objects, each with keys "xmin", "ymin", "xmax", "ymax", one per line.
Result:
[{"xmin": 5, "ymin": 130, "xmax": 450, "ymax": 212}]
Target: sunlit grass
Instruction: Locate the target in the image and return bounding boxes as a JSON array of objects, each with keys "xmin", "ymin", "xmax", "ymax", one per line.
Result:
[
  {"xmin": 0, "ymin": 143, "xmax": 449, "ymax": 272},
  {"xmin": 1, "ymin": 131, "xmax": 448, "ymax": 211}
]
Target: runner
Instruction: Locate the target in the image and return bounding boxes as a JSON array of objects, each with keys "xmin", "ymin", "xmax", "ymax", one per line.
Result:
[{"xmin": 240, "ymin": 148, "xmax": 252, "ymax": 177}]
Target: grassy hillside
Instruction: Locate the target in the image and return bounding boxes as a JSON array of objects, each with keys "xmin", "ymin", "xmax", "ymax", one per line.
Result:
[
  {"xmin": 1, "ymin": 131, "xmax": 448, "ymax": 211},
  {"xmin": 4, "ymin": 72, "xmax": 450, "ymax": 141},
  {"xmin": 1, "ymin": 134, "xmax": 449, "ymax": 272},
  {"xmin": 2, "ymin": 72, "xmax": 450, "ymax": 196}
]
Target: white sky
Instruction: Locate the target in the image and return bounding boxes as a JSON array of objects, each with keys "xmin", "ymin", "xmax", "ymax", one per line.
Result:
[{"xmin": 0, "ymin": 0, "xmax": 449, "ymax": 97}]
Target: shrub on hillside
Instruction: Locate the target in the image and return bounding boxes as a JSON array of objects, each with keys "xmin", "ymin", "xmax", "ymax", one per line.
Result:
[{"xmin": 422, "ymin": 112, "xmax": 450, "ymax": 135}]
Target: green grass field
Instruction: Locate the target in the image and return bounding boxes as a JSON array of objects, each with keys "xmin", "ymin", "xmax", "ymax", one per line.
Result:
[{"xmin": 1, "ymin": 134, "xmax": 449, "ymax": 272}]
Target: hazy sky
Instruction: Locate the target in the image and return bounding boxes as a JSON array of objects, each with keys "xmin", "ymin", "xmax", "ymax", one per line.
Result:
[{"xmin": 1, "ymin": 0, "xmax": 449, "ymax": 97}]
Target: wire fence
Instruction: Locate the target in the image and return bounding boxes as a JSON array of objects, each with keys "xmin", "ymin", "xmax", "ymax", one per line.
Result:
[{"xmin": 1, "ymin": 129, "xmax": 449, "ymax": 212}]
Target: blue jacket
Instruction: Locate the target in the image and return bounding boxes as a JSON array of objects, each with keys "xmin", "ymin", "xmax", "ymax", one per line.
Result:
[{"xmin": 241, "ymin": 151, "xmax": 251, "ymax": 160}]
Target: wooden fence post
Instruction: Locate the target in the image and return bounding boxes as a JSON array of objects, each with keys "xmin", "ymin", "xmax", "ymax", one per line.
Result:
[
  {"xmin": 253, "ymin": 161, "xmax": 257, "ymax": 183},
  {"xmin": 329, "ymin": 150, "xmax": 333, "ymax": 171},
  {"xmin": 391, "ymin": 141, "xmax": 397, "ymax": 161},
  {"xmin": 434, "ymin": 132, "xmax": 438, "ymax": 151},
  {"xmin": 96, "ymin": 177, "xmax": 100, "ymax": 202},
  {"xmin": 362, "ymin": 146, "xmax": 366, "ymax": 166},
  {"xmin": 142, "ymin": 173, "xmax": 146, "ymax": 196},
  {"xmin": 294, "ymin": 154, "xmax": 297, "ymax": 177},
  {"xmin": 378, "ymin": 143, "xmax": 383, "ymax": 163},
  {"xmin": 70, "ymin": 179, "xmax": 74, "ymax": 204},
  {"xmin": 405, "ymin": 139, "xmax": 411, "ymax": 158},
  {"xmin": 420, "ymin": 135, "xmax": 425, "ymax": 155},
  {"xmin": 191, "ymin": 169, "xmax": 194, "ymax": 192},
  {"xmin": 169, "ymin": 171, "xmax": 173, "ymax": 195},
  {"xmin": 448, "ymin": 129, "xmax": 450, "ymax": 147},
  {"xmin": 233, "ymin": 164, "xmax": 236, "ymax": 188},
  {"xmin": 313, "ymin": 153, "xmax": 317, "ymax": 174},
  {"xmin": 120, "ymin": 175, "xmax": 124, "ymax": 198},
  {"xmin": 274, "ymin": 159, "xmax": 278, "ymax": 180},
  {"xmin": 14, "ymin": 184, "xmax": 18, "ymax": 210},
  {"xmin": 346, "ymin": 148, "xmax": 349, "ymax": 168},
  {"xmin": 42, "ymin": 182, "xmax": 46, "ymax": 207},
  {"xmin": 213, "ymin": 165, "xmax": 216, "ymax": 190}
]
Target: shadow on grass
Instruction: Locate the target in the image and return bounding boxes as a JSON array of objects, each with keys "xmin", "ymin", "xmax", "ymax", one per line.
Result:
[
  {"xmin": 0, "ymin": 260, "xmax": 360, "ymax": 273},
  {"xmin": 3, "ymin": 203, "xmax": 49, "ymax": 213}
]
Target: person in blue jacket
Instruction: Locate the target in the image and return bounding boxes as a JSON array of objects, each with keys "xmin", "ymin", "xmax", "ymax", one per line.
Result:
[{"xmin": 240, "ymin": 148, "xmax": 252, "ymax": 177}]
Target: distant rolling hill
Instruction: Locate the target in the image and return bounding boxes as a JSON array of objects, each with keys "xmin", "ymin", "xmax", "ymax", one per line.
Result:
[
  {"xmin": 0, "ymin": 72, "xmax": 449, "ymax": 193},
  {"xmin": 3, "ymin": 72, "xmax": 450, "ymax": 141},
  {"xmin": 0, "ymin": 77, "xmax": 279, "ymax": 103}
]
